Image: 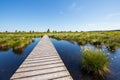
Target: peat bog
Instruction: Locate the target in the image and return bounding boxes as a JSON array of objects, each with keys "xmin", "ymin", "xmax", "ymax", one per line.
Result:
[{"xmin": 0, "ymin": 31, "xmax": 120, "ymax": 80}]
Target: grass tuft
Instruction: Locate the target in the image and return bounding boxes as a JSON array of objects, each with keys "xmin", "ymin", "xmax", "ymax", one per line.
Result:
[{"xmin": 82, "ymin": 49, "xmax": 110, "ymax": 78}]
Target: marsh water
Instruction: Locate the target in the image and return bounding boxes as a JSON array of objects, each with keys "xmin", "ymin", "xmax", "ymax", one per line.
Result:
[
  {"xmin": 51, "ymin": 38, "xmax": 120, "ymax": 80},
  {"xmin": 0, "ymin": 38, "xmax": 40, "ymax": 80},
  {"xmin": 0, "ymin": 38, "xmax": 120, "ymax": 80}
]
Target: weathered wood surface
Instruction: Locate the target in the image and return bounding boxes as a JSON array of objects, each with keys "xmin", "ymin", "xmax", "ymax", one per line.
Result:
[{"xmin": 11, "ymin": 35, "xmax": 73, "ymax": 80}]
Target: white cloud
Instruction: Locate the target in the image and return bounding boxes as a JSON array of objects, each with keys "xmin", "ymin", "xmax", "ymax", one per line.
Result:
[
  {"xmin": 80, "ymin": 23, "xmax": 120, "ymax": 31},
  {"xmin": 107, "ymin": 13, "xmax": 120, "ymax": 19},
  {"xmin": 69, "ymin": 2, "xmax": 81, "ymax": 12}
]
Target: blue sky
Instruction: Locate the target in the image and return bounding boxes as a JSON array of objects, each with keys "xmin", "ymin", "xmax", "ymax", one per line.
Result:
[{"xmin": 0, "ymin": 0, "xmax": 120, "ymax": 32}]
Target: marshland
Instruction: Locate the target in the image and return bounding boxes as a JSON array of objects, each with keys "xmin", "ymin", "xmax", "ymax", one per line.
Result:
[
  {"xmin": 1, "ymin": 0, "xmax": 120, "ymax": 80},
  {"xmin": 0, "ymin": 31, "xmax": 120, "ymax": 80},
  {"xmin": 1, "ymin": 31, "xmax": 120, "ymax": 52}
]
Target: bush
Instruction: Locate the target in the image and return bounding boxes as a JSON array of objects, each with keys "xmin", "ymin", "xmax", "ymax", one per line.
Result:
[{"xmin": 82, "ymin": 49, "xmax": 110, "ymax": 77}]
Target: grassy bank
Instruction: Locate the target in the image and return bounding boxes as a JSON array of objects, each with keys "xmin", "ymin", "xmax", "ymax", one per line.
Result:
[
  {"xmin": 0, "ymin": 31, "xmax": 120, "ymax": 52},
  {"xmin": 48, "ymin": 31, "xmax": 120, "ymax": 51},
  {"xmin": 0, "ymin": 35, "xmax": 33, "ymax": 53}
]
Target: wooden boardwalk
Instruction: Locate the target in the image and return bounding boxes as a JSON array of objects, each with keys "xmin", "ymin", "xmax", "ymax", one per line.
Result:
[{"xmin": 11, "ymin": 35, "xmax": 73, "ymax": 80}]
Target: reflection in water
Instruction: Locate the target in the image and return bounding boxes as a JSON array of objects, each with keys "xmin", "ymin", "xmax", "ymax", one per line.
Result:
[
  {"xmin": 12, "ymin": 48, "xmax": 23, "ymax": 55},
  {"xmin": 0, "ymin": 46, "xmax": 9, "ymax": 51},
  {"xmin": 0, "ymin": 43, "xmax": 9, "ymax": 51},
  {"xmin": 51, "ymin": 38, "xmax": 82, "ymax": 80},
  {"xmin": 51, "ymin": 38, "xmax": 120, "ymax": 80},
  {"xmin": 0, "ymin": 38, "xmax": 120, "ymax": 80},
  {"xmin": 0, "ymin": 38, "xmax": 40, "ymax": 80},
  {"xmin": 0, "ymin": 43, "xmax": 32, "ymax": 54}
]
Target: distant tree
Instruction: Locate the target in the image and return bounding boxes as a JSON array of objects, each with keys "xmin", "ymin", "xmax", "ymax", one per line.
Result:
[
  {"xmin": 81, "ymin": 31, "xmax": 83, "ymax": 32},
  {"xmin": 53, "ymin": 30, "xmax": 55, "ymax": 33},
  {"xmin": 55, "ymin": 31, "xmax": 57, "ymax": 33},
  {"xmin": 15, "ymin": 30, "xmax": 17, "ymax": 33},
  {"xmin": 19, "ymin": 31, "xmax": 21, "ymax": 33},
  {"xmin": 52, "ymin": 30, "xmax": 57, "ymax": 33},
  {"xmin": 22, "ymin": 31, "xmax": 25, "ymax": 33},
  {"xmin": 29, "ymin": 30, "xmax": 32, "ymax": 33},
  {"xmin": 32, "ymin": 30, "xmax": 34, "ymax": 33},
  {"xmin": 47, "ymin": 29, "xmax": 50, "ymax": 33},
  {"xmin": 5, "ymin": 30, "xmax": 8, "ymax": 33},
  {"xmin": 76, "ymin": 31, "xmax": 78, "ymax": 32}
]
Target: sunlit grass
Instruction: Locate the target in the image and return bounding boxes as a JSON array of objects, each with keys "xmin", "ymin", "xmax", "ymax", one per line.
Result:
[
  {"xmin": 81, "ymin": 49, "xmax": 110, "ymax": 78},
  {"xmin": 0, "ymin": 31, "xmax": 120, "ymax": 52}
]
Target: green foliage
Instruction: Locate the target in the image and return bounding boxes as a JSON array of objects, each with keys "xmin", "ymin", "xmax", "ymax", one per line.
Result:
[
  {"xmin": 48, "ymin": 31, "xmax": 120, "ymax": 50},
  {"xmin": 47, "ymin": 28, "xmax": 50, "ymax": 33},
  {"xmin": 82, "ymin": 49, "xmax": 110, "ymax": 77},
  {"xmin": 107, "ymin": 43, "xmax": 116, "ymax": 51},
  {"xmin": 0, "ymin": 31, "xmax": 120, "ymax": 52}
]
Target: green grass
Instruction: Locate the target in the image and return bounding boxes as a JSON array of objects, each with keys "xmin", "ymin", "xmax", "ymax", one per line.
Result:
[
  {"xmin": 49, "ymin": 31, "xmax": 120, "ymax": 50},
  {"xmin": 0, "ymin": 31, "xmax": 120, "ymax": 52},
  {"xmin": 81, "ymin": 49, "xmax": 110, "ymax": 78},
  {"xmin": 0, "ymin": 35, "xmax": 32, "ymax": 53},
  {"xmin": 107, "ymin": 43, "xmax": 116, "ymax": 51}
]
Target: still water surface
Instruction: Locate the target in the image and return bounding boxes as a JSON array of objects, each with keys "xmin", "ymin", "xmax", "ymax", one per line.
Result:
[
  {"xmin": 0, "ymin": 38, "xmax": 40, "ymax": 80},
  {"xmin": 51, "ymin": 38, "xmax": 120, "ymax": 80},
  {"xmin": 0, "ymin": 38, "xmax": 120, "ymax": 80}
]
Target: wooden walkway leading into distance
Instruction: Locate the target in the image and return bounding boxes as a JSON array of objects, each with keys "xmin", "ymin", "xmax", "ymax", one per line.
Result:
[{"xmin": 11, "ymin": 35, "xmax": 73, "ymax": 80}]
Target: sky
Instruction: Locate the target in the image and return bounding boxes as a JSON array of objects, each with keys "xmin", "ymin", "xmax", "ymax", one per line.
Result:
[{"xmin": 0, "ymin": 0, "xmax": 120, "ymax": 32}]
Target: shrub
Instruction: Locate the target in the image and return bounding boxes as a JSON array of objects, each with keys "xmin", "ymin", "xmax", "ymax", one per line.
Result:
[{"xmin": 82, "ymin": 49, "xmax": 110, "ymax": 78}]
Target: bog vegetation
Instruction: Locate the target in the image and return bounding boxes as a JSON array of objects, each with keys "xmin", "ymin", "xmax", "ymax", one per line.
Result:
[
  {"xmin": 81, "ymin": 48, "xmax": 110, "ymax": 78},
  {"xmin": 0, "ymin": 31, "xmax": 120, "ymax": 53},
  {"xmin": 0, "ymin": 31, "xmax": 119, "ymax": 78}
]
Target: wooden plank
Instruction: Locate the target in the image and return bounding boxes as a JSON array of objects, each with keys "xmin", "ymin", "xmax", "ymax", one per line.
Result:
[{"xmin": 11, "ymin": 35, "xmax": 73, "ymax": 80}]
